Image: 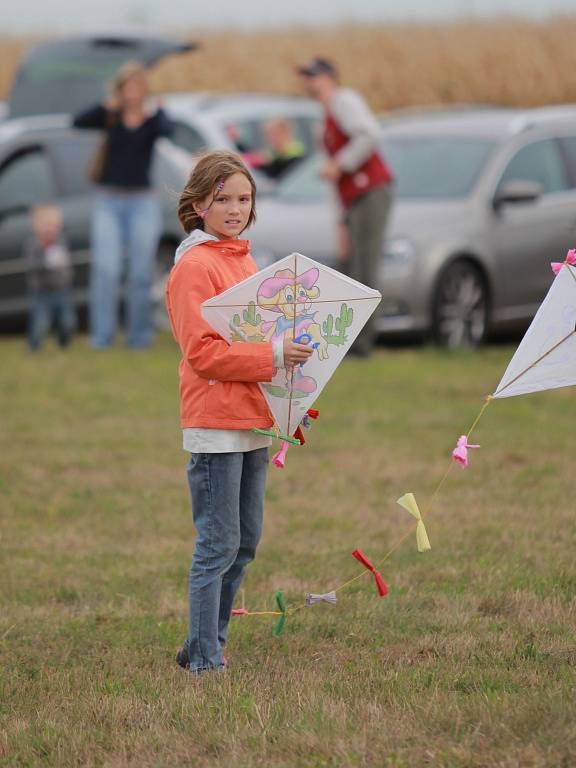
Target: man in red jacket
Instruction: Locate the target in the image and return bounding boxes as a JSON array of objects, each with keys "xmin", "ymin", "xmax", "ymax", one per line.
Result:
[{"xmin": 298, "ymin": 57, "xmax": 394, "ymax": 356}]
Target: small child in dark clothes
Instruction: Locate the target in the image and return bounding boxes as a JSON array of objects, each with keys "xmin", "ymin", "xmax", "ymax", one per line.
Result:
[{"xmin": 25, "ymin": 204, "xmax": 75, "ymax": 351}]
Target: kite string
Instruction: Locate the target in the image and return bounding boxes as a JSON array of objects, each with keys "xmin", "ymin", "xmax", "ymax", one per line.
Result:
[
  {"xmin": 425, "ymin": 393, "xmax": 493, "ymax": 510},
  {"xmin": 277, "ymin": 321, "xmax": 576, "ymax": 620},
  {"xmin": 286, "ymin": 392, "xmax": 496, "ymax": 615},
  {"xmin": 241, "ymin": 393, "xmax": 496, "ymax": 621}
]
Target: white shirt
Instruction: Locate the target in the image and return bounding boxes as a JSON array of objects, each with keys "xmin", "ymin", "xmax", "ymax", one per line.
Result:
[{"xmin": 329, "ymin": 88, "xmax": 382, "ymax": 173}]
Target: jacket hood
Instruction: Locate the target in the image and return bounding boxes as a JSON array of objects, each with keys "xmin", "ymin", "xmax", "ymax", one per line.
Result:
[
  {"xmin": 174, "ymin": 230, "xmax": 218, "ymax": 264},
  {"xmin": 175, "ymin": 230, "xmax": 250, "ymax": 263}
]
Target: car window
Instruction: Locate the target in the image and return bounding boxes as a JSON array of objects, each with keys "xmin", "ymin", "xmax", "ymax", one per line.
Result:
[
  {"xmin": 558, "ymin": 135, "xmax": 576, "ymax": 187},
  {"xmin": 276, "ymin": 154, "xmax": 330, "ymax": 201},
  {"xmin": 50, "ymin": 136, "xmax": 97, "ymax": 195},
  {"xmin": 0, "ymin": 149, "xmax": 54, "ymax": 212},
  {"xmin": 276, "ymin": 135, "xmax": 495, "ymax": 202},
  {"xmin": 382, "ymin": 137, "xmax": 496, "ymax": 199},
  {"xmin": 498, "ymin": 139, "xmax": 568, "ymax": 195},
  {"xmin": 225, "ymin": 116, "xmax": 317, "ymax": 155},
  {"xmin": 171, "ymin": 121, "xmax": 209, "ymax": 155},
  {"xmin": 9, "ymin": 38, "xmax": 193, "ymax": 118}
]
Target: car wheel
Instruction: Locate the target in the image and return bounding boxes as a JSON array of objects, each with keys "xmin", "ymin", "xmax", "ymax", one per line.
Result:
[
  {"xmin": 432, "ymin": 260, "xmax": 489, "ymax": 348},
  {"xmin": 153, "ymin": 241, "xmax": 176, "ymax": 331}
]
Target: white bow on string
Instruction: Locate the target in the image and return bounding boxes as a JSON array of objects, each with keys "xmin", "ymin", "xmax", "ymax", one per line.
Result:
[{"xmin": 305, "ymin": 591, "xmax": 337, "ymax": 606}]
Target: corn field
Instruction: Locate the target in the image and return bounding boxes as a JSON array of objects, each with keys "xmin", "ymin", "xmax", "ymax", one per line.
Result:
[{"xmin": 2, "ymin": 18, "xmax": 576, "ymax": 112}]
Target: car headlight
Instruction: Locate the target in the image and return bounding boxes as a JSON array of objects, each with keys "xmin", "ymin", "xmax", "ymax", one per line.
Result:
[{"xmin": 381, "ymin": 237, "xmax": 417, "ymax": 278}]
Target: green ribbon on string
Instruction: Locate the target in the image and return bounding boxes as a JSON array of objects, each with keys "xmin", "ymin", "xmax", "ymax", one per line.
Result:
[{"xmin": 273, "ymin": 590, "xmax": 287, "ymax": 636}]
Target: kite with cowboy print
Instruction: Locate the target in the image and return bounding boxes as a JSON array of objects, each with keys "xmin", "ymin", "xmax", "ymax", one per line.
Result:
[{"xmin": 201, "ymin": 252, "xmax": 381, "ymax": 443}]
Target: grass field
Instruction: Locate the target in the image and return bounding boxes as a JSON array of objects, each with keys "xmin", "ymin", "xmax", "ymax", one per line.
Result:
[
  {"xmin": 3, "ymin": 17, "xmax": 576, "ymax": 112},
  {"xmin": 1, "ymin": 334, "xmax": 575, "ymax": 767}
]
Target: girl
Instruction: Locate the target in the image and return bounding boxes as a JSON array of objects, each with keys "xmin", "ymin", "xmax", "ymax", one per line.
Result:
[
  {"xmin": 166, "ymin": 151, "xmax": 311, "ymax": 673},
  {"xmin": 73, "ymin": 61, "xmax": 173, "ymax": 348}
]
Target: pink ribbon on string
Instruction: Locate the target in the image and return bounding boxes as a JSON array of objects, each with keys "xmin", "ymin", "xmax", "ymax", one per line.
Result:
[
  {"xmin": 452, "ymin": 435, "xmax": 480, "ymax": 468},
  {"xmin": 272, "ymin": 440, "xmax": 290, "ymax": 468},
  {"xmin": 231, "ymin": 607, "xmax": 249, "ymax": 616},
  {"xmin": 272, "ymin": 410, "xmax": 320, "ymax": 468},
  {"xmin": 551, "ymin": 249, "xmax": 576, "ymax": 275}
]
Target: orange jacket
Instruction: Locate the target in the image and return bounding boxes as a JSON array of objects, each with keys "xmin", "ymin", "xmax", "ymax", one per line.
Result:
[{"xmin": 166, "ymin": 238, "xmax": 275, "ymax": 430}]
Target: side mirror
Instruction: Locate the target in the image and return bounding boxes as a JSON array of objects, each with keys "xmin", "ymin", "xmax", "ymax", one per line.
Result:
[{"xmin": 493, "ymin": 179, "xmax": 543, "ymax": 210}]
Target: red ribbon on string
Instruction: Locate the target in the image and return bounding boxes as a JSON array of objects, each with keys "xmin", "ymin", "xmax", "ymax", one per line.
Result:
[{"xmin": 352, "ymin": 548, "xmax": 389, "ymax": 597}]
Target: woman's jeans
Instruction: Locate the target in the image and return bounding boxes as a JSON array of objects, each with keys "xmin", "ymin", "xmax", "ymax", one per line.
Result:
[
  {"xmin": 185, "ymin": 449, "xmax": 268, "ymax": 671},
  {"xmin": 90, "ymin": 190, "xmax": 161, "ymax": 348}
]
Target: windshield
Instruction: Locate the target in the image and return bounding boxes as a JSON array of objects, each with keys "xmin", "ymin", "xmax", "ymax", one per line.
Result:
[
  {"xmin": 276, "ymin": 136, "xmax": 496, "ymax": 202},
  {"xmin": 10, "ymin": 53, "xmax": 130, "ymax": 117}
]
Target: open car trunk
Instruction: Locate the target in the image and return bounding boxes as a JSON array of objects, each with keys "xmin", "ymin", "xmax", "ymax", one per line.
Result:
[{"xmin": 8, "ymin": 34, "xmax": 198, "ymax": 118}]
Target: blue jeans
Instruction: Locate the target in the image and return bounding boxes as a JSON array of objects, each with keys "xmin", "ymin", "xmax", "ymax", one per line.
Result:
[
  {"xmin": 90, "ymin": 191, "xmax": 161, "ymax": 348},
  {"xmin": 28, "ymin": 288, "xmax": 75, "ymax": 350},
  {"xmin": 184, "ymin": 449, "xmax": 268, "ymax": 671}
]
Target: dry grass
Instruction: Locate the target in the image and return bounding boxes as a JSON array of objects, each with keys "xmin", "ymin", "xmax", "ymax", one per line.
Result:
[
  {"xmin": 1, "ymin": 335, "xmax": 575, "ymax": 767},
  {"xmin": 3, "ymin": 18, "xmax": 576, "ymax": 112}
]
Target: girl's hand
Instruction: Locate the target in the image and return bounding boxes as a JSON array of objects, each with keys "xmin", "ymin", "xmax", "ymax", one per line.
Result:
[{"xmin": 283, "ymin": 339, "xmax": 313, "ymax": 366}]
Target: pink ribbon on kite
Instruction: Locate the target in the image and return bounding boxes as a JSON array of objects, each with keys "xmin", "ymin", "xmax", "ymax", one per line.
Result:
[
  {"xmin": 272, "ymin": 440, "xmax": 290, "ymax": 468},
  {"xmin": 452, "ymin": 435, "xmax": 480, "ymax": 468},
  {"xmin": 551, "ymin": 249, "xmax": 576, "ymax": 275},
  {"xmin": 352, "ymin": 549, "xmax": 388, "ymax": 597},
  {"xmin": 231, "ymin": 607, "xmax": 249, "ymax": 616},
  {"xmin": 272, "ymin": 409, "xmax": 321, "ymax": 468}
]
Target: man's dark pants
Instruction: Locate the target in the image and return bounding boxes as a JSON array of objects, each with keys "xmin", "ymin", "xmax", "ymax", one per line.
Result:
[{"xmin": 343, "ymin": 183, "xmax": 394, "ymax": 355}]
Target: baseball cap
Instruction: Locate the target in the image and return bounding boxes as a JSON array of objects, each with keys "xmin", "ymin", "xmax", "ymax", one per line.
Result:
[{"xmin": 297, "ymin": 57, "xmax": 338, "ymax": 78}]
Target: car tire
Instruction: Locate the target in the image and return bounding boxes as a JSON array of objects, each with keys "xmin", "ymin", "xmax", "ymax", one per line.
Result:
[
  {"xmin": 153, "ymin": 240, "xmax": 176, "ymax": 331},
  {"xmin": 432, "ymin": 260, "xmax": 489, "ymax": 348}
]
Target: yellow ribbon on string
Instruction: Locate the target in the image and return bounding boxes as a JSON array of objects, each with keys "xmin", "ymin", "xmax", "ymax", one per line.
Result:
[{"xmin": 396, "ymin": 493, "xmax": 431, "ymax": 552}]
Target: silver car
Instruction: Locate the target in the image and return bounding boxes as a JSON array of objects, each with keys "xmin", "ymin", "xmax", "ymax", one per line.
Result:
[{"xmin": 250, "ymin": 107, "xmax": 576, "ymax": 346}]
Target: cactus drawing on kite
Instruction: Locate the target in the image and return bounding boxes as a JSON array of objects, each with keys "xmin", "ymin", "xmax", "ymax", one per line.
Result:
[{"xmin": 201, "ymin": 252, "xmax": 381, "ymax": 462}]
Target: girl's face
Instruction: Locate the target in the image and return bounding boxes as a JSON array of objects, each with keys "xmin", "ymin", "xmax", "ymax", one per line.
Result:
[{"xmin": 196, "ymin": 172, "xmax": 253, "ymax": 240}]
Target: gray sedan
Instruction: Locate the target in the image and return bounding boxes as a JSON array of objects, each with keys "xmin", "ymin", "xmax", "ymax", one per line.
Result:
[{"xmin": 250, "ymin": 107, "xmax": 576, "ymax": 346}]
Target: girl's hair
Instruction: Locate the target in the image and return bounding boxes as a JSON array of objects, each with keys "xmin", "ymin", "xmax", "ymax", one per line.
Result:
[
  {"xmin": 178, "ymin": 150, "xmax": 257, "ymax": 234},
  {"xmin": 110, "ymin": 60, "xmax": 148, "ymax": 96}
]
